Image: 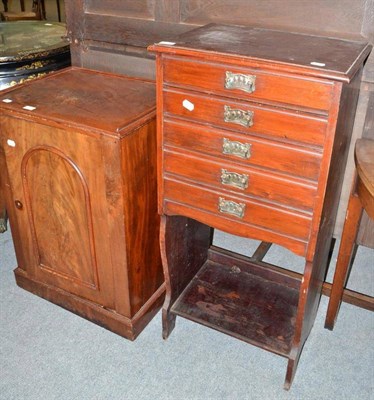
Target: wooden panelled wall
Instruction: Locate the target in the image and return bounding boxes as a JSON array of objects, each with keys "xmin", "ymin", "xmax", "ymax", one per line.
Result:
[{"xmin": 64, "ymin": 0, "xmax": 374, "ymax": 246}]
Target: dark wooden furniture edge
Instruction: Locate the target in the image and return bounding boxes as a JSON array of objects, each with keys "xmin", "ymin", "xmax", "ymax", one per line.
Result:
[
  {"xmin": 322, "ymin": 282, "xmax": 374, "ymax": 312},
  {"xmin": 0, "ymin": 144, "xmax": 7, "ymax": 233}
]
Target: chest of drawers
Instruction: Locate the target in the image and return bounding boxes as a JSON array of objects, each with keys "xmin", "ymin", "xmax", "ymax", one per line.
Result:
[
  {"xmin": 149, "ymin": 24, "xmax": 371, "ymax": 388},
  {"xmin": 0, "ymin": 68, "xmax": 164, "ymax": 340}
]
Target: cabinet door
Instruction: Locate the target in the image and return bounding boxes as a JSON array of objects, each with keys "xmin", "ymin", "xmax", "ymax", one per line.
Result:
[{"xmin": 1, "ymin": 116, "xmax": 116, "ymax": 308}]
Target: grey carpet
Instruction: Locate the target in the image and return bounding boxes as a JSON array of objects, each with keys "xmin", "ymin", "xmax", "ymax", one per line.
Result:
[{"xmin": 1, "ymin": 228, "xmax": 373, "ymax": 400}]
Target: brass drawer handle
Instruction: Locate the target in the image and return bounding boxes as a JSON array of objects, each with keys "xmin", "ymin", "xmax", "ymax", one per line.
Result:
[
  {"xmin": 222, "ymin": 138, "xmax": 252, "ymax": 159},
  {"xmin": 225, "ymin": 71, "xmax": 256, "ymax": 93},
  {"xmin": 218, "ymin": 197, "xmax": 246, "ymax": 219},
  {"xmin": 221, "ymin": 168, "xmax": 249, "ymax": 190},
  {"xmin": 224, "ymin": 105, "xmax": 254, "ymax": 128}
]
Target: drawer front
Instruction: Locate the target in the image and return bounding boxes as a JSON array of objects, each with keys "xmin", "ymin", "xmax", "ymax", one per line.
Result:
[
  {"xmin": 163, "ymin": 89, "xmax": 328, "ymax": 146},
  {"xmin": 163, "ymin": 178, "xmax": 312, "ymax": 241},
  {"xmin": 164, "ymin": 149, "xmax": 317, "ymax": 211},
  {"xmin": 163, "ymin": 57, "xmax": 333, "ymax": 111},
  {"xmin": 164, "ymin": 119, "xmax": 322, "ymax": 181}
]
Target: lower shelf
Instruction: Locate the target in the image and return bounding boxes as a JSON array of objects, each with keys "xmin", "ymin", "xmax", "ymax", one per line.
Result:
[{"xmin": 171, "ymin": 247, "xmax": 301, "ymax": 357}]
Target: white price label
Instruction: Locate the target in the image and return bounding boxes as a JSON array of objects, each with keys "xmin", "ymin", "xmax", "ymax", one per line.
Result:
[
  {"xmin": 23, "ymin": 105, "xmax": 36, "ymax": 111},
  {"xmin": 182, "ymin": 99, "xmax": 195, "ymax": 112}
]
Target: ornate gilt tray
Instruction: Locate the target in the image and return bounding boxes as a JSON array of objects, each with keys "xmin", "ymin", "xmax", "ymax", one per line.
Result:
[{"xmin": 0, "ymin": 20, "xmax": 70, "ymax": 89}]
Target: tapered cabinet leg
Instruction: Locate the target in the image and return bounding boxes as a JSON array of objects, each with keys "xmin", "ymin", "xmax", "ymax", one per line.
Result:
[
  {"xmin": 284, "ymin": 351, "xmax": 302, "ymax": 391},
  {"xmin": 325, "ymin": 193, "xmax": 363, "ymax": 330},
  {"xmin": 159, "ymin": 214, "xmax": 213, "ymax": 340},
  {"xmin": 162, "ymin": 308, "xmax": 176, "ymax": 340}
]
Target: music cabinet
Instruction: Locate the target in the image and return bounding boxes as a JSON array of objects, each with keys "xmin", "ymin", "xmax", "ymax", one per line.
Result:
[
  {"xmin": 0, "ymin": 67, "xmax": 164, "ymax": 340},
  {"xmin": 149, "ymin": 24, "xmax": 371, "ymax": 388}
]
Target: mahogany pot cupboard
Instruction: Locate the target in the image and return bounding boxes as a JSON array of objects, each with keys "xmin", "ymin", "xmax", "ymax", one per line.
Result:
[
  {"xmin": 0, "ymin": 68, "xmax": 164, "ymax": 339},
  {"xmin": 149, "ymin": 23, "xmax": 371, "ymax": 388}
]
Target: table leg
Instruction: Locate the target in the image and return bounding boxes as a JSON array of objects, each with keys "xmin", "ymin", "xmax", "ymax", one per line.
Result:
[
  {"xmin": 325, "ymin": 191, "xmax": 363, "ymax": 330},
  {"xmin": 56, "ymin": 0, "xmax": 61, "ymax": 22},
  {"xmin": 41, "ymin": 0, "xmax": 46, "ymax": 19}
]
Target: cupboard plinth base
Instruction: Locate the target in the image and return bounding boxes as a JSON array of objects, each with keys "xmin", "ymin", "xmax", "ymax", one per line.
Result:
[{"xmin": 15, "ymin": 267, "xmax": 165, "ymax": 341}]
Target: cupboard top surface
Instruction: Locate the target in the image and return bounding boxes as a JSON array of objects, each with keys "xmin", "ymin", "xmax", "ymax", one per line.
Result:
[
  {"xmin": 150, "ymin": 23, "xmax": 371, "ymax": 82},
  {"xmin": 0, "ymin": 67, "xmax": 156, "ymax": 136}
]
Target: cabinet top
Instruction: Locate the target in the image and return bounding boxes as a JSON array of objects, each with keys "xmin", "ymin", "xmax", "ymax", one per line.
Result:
[
  {"xmin": 0, "ymin": 68, "xmax": 156, "ymax": 137},
  {"xmin": 149, "ymin": 24, "xmax": 372, "ymax": 82}
]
